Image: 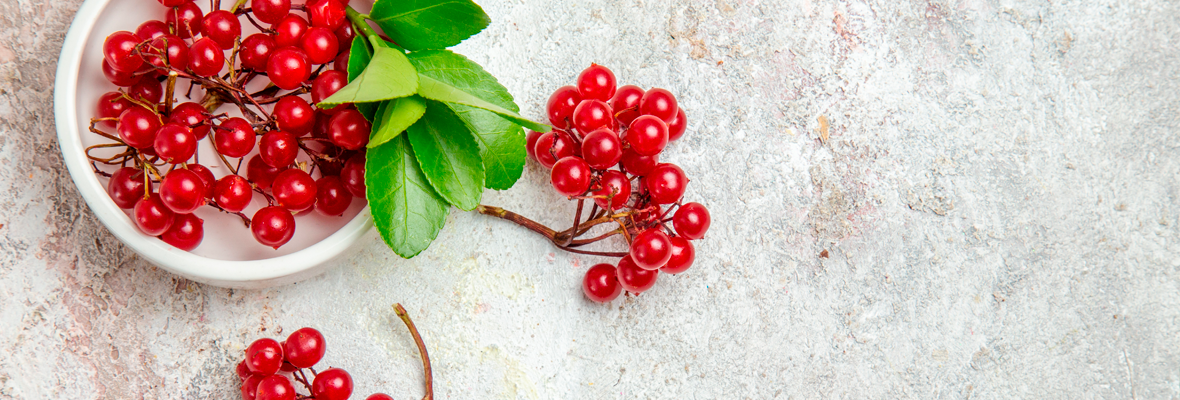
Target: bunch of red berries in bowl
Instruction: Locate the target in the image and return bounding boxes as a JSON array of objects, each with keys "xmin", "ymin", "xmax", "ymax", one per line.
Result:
[
  {"xmin": 90, "ymin": 0, "xmax": 368, "ymax": 252},
  {"xmin": 520, "ymin": 64, "xmax": 712, "ymax": 303},
  {"xmin": 238, "ymin": 327, "xmax": 393, "ymax": 400}
]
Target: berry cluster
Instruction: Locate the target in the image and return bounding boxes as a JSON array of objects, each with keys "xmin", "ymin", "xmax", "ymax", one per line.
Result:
[
  {"xmin": 237, "ymin": 328, "xmax": 388, "ymax": 400},
  {"xmin": 517, "ymin": 64, "xmax": 712, "ymax": 302},
  {"xmin": 90, "ymin": 0, "xmax": 368, "ymax": 250}
]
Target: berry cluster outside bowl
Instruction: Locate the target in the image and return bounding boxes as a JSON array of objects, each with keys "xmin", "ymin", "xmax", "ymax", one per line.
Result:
[{"xmin": 54, "ymin": 0, "xmax": 374, "ymax": 288}]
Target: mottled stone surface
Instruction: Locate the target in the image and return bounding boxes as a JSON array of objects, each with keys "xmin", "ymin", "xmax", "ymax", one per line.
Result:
[{"xmin": 2, "ymin": 0, "xmax": 1180, "ymax": 398}]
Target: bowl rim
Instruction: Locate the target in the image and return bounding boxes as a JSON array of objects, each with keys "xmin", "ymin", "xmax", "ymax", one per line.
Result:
[{"xmin": 53, "ymin": 0, "xmax": 374, "ymax": 287}]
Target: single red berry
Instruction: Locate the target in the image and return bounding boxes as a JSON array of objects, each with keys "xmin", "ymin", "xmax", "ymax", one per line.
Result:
[
  {"xmin": 236, "ymin": 360, "xmax": 252, "ymax": 381},
  {"xmin": 673, "ymin": 202, "xmax": 710, "ymax": 239},
  {"xmin": 666, "ymin": 108, "xmax": 688, "ymax": 141},
  {"xmin": 134, "ymin": 193, "xmax": 175, "ymax": 236},
  {"xmin": 273, "ymin": 96, "xmax": 315, "ymax": 136},
  {"xmin": 154, "ymin": 123, "xmax": 197, "ymax": 164},
  {"xmin": 135, "ymin": 20, "xmax": 169, "ymax": 41},
  {"xmin": 546, "ymin": 85, "xmax": 580, "ymax": 128},
  {"xmin": 645, "ymin": 163, "xmax": 687, "ymax": 204},
  {"xmin": 583, "ymin": 263, "xmax": 622, "ymax": 303},
  {"xmin": 200, "ymin": 10, "xmax": 241, "ymax": 49},
  {"xmin": 332, "ymin": 50, "xmax": 349, "ymax": 72},
  {"xmin": 156, "ymin": 0, "xmax": 190, "ymax": 7},
  {"xmin": 525, "ymin": 130, "xmax": 544, "ymax": 162},
  {"xmin": 580, "ymin": 128, "xmax": 622, "ymax": 170},
  {"xmin": 213, "ymin": 117, "xmax": 256, "ymax": 158},
  {"xmin": 610, "ymin": 85, "xmax": 644, "ymax": 126},
  {"xmin": 619, "ymin": 149, "xmax": 658, "ymax": 176},
  {"xmin": 592, "ymin": 170, "xmax": 630, "ymax": 210},
  {"xmin": 629, "ymin": 229, "xmax": 672, "ymax": 270},
  {"xmin": 245, "ymin": 338, "xmax": 284, "ymax": 376},
  {"xmin": 533, "ymin": 131, "xmax": 578, "ymax": 169},
  {"xmin": 259, "ymin": 130, "xmax": 299, "ymax": 168},
  {"xmin": 572, "ymin": 99, "xmax": 614, "ymax": 134},
  {"xmin": 168, "ymin": 102, "xmax": 211, "ymax": 139},
  {"xmin": 187, "ymin": 163, "xmax": 216, "ymax": 199},
  {"xmin": 108, "ymin": 167, "xmax": 146, "ymax": 209},
  {"xmin": 247, "ymin": 155, "xmax": 285, "ymax": 190},
  {"xmin": 310, "ymin": 70, "xmax": 347, "ymax": 106},
  {"xmin": 240, "ymin": 33, "xmax": 277, "ymax": 70},
  {"xmin": 128, "ymin": 77, "xmax": 163, "ymax": 103},
  {"xmin": 117, "ymin": 106, "xmax": 161, "ymax": 149},
  {"xmin": 551, "ymin": 156, "xmax": 592, "ymax": 196},
  {"xmin": 340, "ymin": 153, "xmax": 365, "ymax": 197},
  {"xmin": 102, "ymin": 59, "xmax": 139, "ymax": 86},
  {"xmin": 273, "ymin": 14, "xmax": 309, "ymax": 48},
  {"xmin": 103, "ymin": 31, "xmax": 143, "ymax": 73},
  {"xmin": 334, "ymin": 22, "xmax": 354, "ymax": 52},
  {"xmin": 251, "ymin": 206, "xmax": 296, "ymax": 249},
  {"xmin": 315, "ymin": 176, "xmax": 352, "ymax": 216},
  {"xmin": 267, "ymin": 47, "xmax": 311, "ymax": 90},
  {"xmin": 616, "ymin": 255, "xmax": 658, "ymax": 293},
  {"xmin": 625, "ymin": 115, "xmax": 668, "ymax": 156},
  {"xmin": 308, "ymin": 0, "xmax": 346, "ymax": 30},
  {"xmin": 576, "ymin": 64, "xmax": 617, "ymax": 102},
  {"xmin": 272, "ymin": 169, "xmax": 317, "ymax": 211},
  {"xmin": 241, "ymin": 375, "xmax": 264, "ymax": 400},
  {"xmin": 327, "ymin": 108, "xmax": 371, "ymax": 150},
  {"xmin": 187, "ymin": 37, "xmax": 225, "ymax": 77},
  {"xmin": 661, "ymin": 236, "xmax": 695, "ymax": 274},
  {"xmin": 214, "ymin": 175, "xmax": 253, "ymax": 212},
  {"xmin": 283, "ymin": 327, "xmax": 326, "ymax": 368},
  {"xmin": 159, "ymin": 212, "xmax": 203, "ymax": 250},
  {"xmin": 640, "ymin": 88, "xmax": 678, "ymax": 122},
  {"xmin": 311, "ymin": 368, "xmax": 353, "ymax": 400},
  {"xmin": 165, "ymin": 2, "xmax": 203, "ymax": 39},
  {"xmin": 300, "ymin": 27, "xmax": 339, "ymax": 64},
  {"xmin": 97, "ymin": 92, "xmax": 133, "ymax": 129},
  {"xmin": 160, "ymin": 168, "xmax": 206, "ymax": 213},
  {"xmin": 252, "ymin": 0, "xmax": 291, "ymax": 24},
  {"xmin": 365, "ymin": 395, "xmax": 395, "ymax": 400},
  {"xmin": 144, "ymin": 34, "xmax": 190, "ymax": 70},
  {"xmin": 256, "ymin": 375, "xmax": 296, "ymax": 400}
]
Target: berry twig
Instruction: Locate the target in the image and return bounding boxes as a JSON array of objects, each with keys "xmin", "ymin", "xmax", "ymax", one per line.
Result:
[{"xmin": 393, "ymin": 303, "xmax": 433, "ymax": 400}]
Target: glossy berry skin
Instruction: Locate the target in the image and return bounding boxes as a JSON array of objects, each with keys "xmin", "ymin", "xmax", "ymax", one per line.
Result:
[
  {"xmin": 135, "ymin": 20, "xmax": 169, "ymax": 41},
  {"xmin": 301, "ymin": 27, "xmax": 339, "ymax": 64},
  {"xmin": 272, "ymin": 169, "xmax": 317, "ymax": 211},
  {"xmin": 583, "ymin": 263, "xmax": 622, "ymax": 303},
  {"xmin": 200, "ymin": 10, "xmax": 241, "ymax": 49},
  {"xmin": 159, "ymin": 213, "xmax": 203, "ymax": 250},
  {"xmin": 629, "ymin": 229, "xmax": 672, "ymax": 270},
  {"xmin": 273, "ymin": 14, "xmax": 309, "ymax": 47},
  {"xmin": 245, "ymin": 338, "xmax": 284, "ymax": 376},
  {"xmin": 235, "ymin": 360, "xmax": 251, "ymax": 381},
  {"xmin": 365, "ymin": 395, "xmax": 395, "ymax": 400},
  {"xmin": 315, "ymin": 176, "xmax": 352, "ymax": 216},
  {"xmin": 592, "ymin": 170, "xmax": 630, "ymax": 209},
  {"xmin": 308, "ymin": 0, "xmax": 346, "ymax": 30},
  {"xmin": 340, "ymin": 154, "xmax": 366, "ymax": 197},
  {"xmin": 673, "ymin": 202, "xmax": 710, "ymax": 240},
  {"xmin": 273, "ymin": 96, "xmax": 315, "ymax": 136},
  {"xmin": 252, "ymin": 0, "xmax": 292, "ymax": 24},
  {"xmin": 533, "ymin": 131, "xmax": 578, "ymax": 169},
  {"xmin": 327, "ymin": 108, "xmax": 371, "ymax": 150},
  {"xmin": 545, "ymin": 85, "xmax": 580, "ymax": 128},
  {"xmin": 144, "ymin": 34, "xmax": 189, "ymax": 70},
  {"xmin": 103, "ymin": 31, "xmax": 143, "ymax": 73},
  {"xmin": 108, "ymin": 167, "xmax": 146, "ymax": 209},
  {"xmin": 311, "ymin": 70, "xmax": 347, "ymax": 105},
  {"xmin": 128, "ymin": 77, "xmax": 163, "ymax": 103},
  {"xmin": 334, "ymin": 22, "xmax": 354, "ymax": 51},
  {"xmin": 187, "ymin": 163, "xmax": 216, "ymax": 199},
  {"xmin": 267, "ymin": 47, "xmax": 311, "ymax": 90},
  {"xmin": 97, "ymin": 92, "xmax": 133, "ymax": 128},
  {"xmin": 661, "ymin": 236, "xmax": 694, "ymax": 274},
  {"xmin": 247, "ymin": 155, "xmax": 285, "ymax": 190},
  {"xmin": 619, "ymin": 149, "xmax": 658, "ymax": 176},
  {"xmin": 241, "ymin": 375, "xmax": 264, "ymax": 400},
  {"xmin": 645, "ymin": 163, "xmax": 687, "ymax": 204},
  {"xmin": 214, "ymin": 117, "xmax": 256, "ymax": 157},
  {"xmin": 251, "ymin": 206, "xmax": 295, "ymax": 249},
  {"xmin": 525, "ymin": 130, "xmax": 544, "ymax": 162},
  {"xmin": 332, "ymin": 51, "xmax": 349, "ymax": 72},
  {"xmin": 102, "ymin": 59, "xmax": 139, "ymax": 86},
  {"xmin": 160, "ymin": 168, "xmax": 206, "ymax": 213},
  {"xmin": 580, "ymin": 128, "xmax": 622, "ymax": 170},
  {"xmin": 625, "ymin": 115, "xmax": 668, "ymax": 156},
  {"xmin": 240, "ymin": 33, "xmax": 277, "ymax": 70},
  {"xmin": 551, "ymin": 157, "xmax": 592, "ymax": 197},
  {"xmin": 168, "ymin": 102, "xmax": 211, "ymax": 139},
  {"xmin": 616, "ymin": 255, "xmax": 658, "ymax": 293},
  {"xmin": 117, "ymin": 106, "xmax": 161, "ymax": 149},
  {"xmin": 572, "ymin": 99, "xmax": 613, "ymax": 134},
  {"xmin": 640, "ymin": 88, "xmax": 678, "ymax": 122},
  {"xmin": 164, "ymin": 1, "xmax": 203, "ymax": 39},
  {"xmin": 311, "ymin": 368, "xmax": 353, "ymax": 400},
  {"xmin": 259, "ymin": 131, "xmax": 298, "ymax": 168},
  {"xmin": 666, "ymin": 108, "xmax": 688, "ymax": 141},
  {"xmin": 154, "ymin": 123, "xmax": 197, "ymax": 163},
  {"xmin": 256, "ymin": 375, "xmax": 296, "ymax": 400},
  {"xmin": 576, "ymin": 64, "xmax": 616, "ymax": 102},
  {"xmin": 283, "ymin": 327, "xmax": 326, "ymax": 368},
  {"xmin": 133, "ymin": 193, "xmax": 175, "ymax": 236},
  {"xmin": 214, "ymin": 175, "xmax": 253, "ymax": 212},
  {"xmin": 187, "ymin": 37, "xmax": 224, "ymax": 77},
  {"xmin": 610, "ymin": 85, "xmax": 644, "ymax": 126}
]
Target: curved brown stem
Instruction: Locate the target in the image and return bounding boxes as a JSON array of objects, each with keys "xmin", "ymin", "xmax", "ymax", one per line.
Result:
[{"xmin": 394, "ymin": 304, "xmax": 433, "ymax": 400}]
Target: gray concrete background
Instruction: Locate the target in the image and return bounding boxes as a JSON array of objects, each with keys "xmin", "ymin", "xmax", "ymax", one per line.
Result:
[{"xmin": 2, "ymin": 0, "xmax": 1179, "ymax": 398}]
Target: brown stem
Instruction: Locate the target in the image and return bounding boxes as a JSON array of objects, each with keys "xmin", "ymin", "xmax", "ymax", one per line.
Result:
[
  {"xmin": 477, "ymin": 205, "xmax": 633, "ymax": 257},
  {"xmin": 554, "ymin": 198, "xmax": 585, "ymax": 246},
  {"xmin": 476, "ymin": 205, "xmax": 557, "ymax": 239},
  {"xmin": 393, "ymin": 304, "xmax": 433, "ymax": 400},
  {"xmin": 164, "ymin": 71, "xmax": 178, "ymax": 114}
]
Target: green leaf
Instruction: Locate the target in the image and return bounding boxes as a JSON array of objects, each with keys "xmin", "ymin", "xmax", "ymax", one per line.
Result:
[
  {"xmin": 366, "ymin": 134, "xmax": 449, "ymax": 258},
  {"xmin": 320, "ymin": 45, "xmax": 418, "ymax": 107},
  {"xmin": 368, "ymin": 0, "xmax": 491, "ymax": 51},
  {"xmin": 369, "ymin": 96, "xmax": 427, "ymax": 148},
  {"xmin": 416, "ymin": 74, "xmax": 551, "ymax": 133},
  {"xmin": 344, "ymin": 35, "xmax": 380, "ymax": 121},
  {"xmin": 407, "ymin": 50, "xmax": 525, "ymax": 190},
  {"xmin": 406, "ymin": 101, "xmax": 485, "ymax": 211}
]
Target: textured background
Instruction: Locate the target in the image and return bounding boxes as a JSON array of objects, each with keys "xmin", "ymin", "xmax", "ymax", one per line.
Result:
[{"xmin": 2, "ymin": 0, "xmax": 1180, "ymax": 398}]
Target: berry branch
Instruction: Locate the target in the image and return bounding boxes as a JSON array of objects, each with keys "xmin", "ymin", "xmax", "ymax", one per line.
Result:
[{"xmin": 394, "ymin": 304, "xmax": 434, "ymax": 400}]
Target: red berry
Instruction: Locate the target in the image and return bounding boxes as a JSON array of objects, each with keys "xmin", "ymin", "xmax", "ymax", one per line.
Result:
[
  {"xmin": 245, "ymin": 338, "xmax": 284, "ymax": 376},
  {"xmin": 214, "ymin": 117, "xmax": 256, "ymax": 158},
  {"xmin": 301, "ymin": 27, "xmax": 339, "ymax": 64},
  {"xmin": 616, "ymin": 255, "xmax": 658, "ymax": 293},
  {"xmin": 168, "ymin": 102, "xmax": 211, "ymax": 139},
  {"xmin": 533, "ymin": 131, "xmax": 578, "ymax": 169},
  {"xmin": 525, "ymin": 130, "xmax": 544, "ymax": 162},
  {"xmin": 572, "ymin": 99, "xmax": 613, "ymax": 134},
  {"xmin": 103, "ymin": 31, "xmax": 143, "ymax": 73},
  {"xmin": 591, "ymin": 170, "xmax": 630, "ymax": 210},
  {"xmin": 582, "ymin": 263, "xmax": 622, "ymax": 303},
  {"xmin": 144, "ymin": 34, "xmax": 190, "ymax": 70},
  {"xmin": 576, "ymin": 64, "xmax": 616, "ymax": 102},
  {"xmin": 97, "ymin": 92, "xmax": 133, "ymax": 129},
  {"xmin": 334, "ymin": 23, "xmax": 355, "ymax": 52},
  {"xmin": 108, "ymin": 167, "xmax": 146, "ymax": 209},
  {"xmin": 619, "ymin": 149, "xmax": 658, "ymax": 176},
  {"xmin": 159, "ymin": 213, "xmax": 203, "ymax": 250},
  {"xmin": 236, "ymin": 360, "xmax": 252, "ymax": 381},
  {"xmin": 157, "ymin": 0, "xmax": 189, "ymax": 6},
  {"xmin": 273, "ymin": 96, "xmax": 315, "ymax": 136},
  {"xmin": 247, "ymin": 155, "xmax": 285, "ymax": 190},
  {"xmin": 251, "ymin": 206, "xmax": 295, "ymax": 248},
  {"xmin": 610, "ymin": 85, "xmax": 644, "ymax": 126},
  {"xmin": 640, "ymin": 88, "xmax": 678, "ymax": 122},
  {"xmin": 273, "ymin": 14, "xmax": 309, "ymax": 47},
  {"xmin": 267, "ymin": 47, "xmax": 311, "ymax": 90},
  {"xmin": 311, "ymin": 368, "xmax": 353, "ymax": 400},
  {"xmin": 256, "ymin": 375, "xmax": 296, "ymax": 400},
  {"xmin": 200, "ymin": 10, "xmax": 241, "ymax": 49},
  {"xmin": 629, "ymin": 229, "xmax": 672, "ymax": 270},
  {"xmin": 340, "ymin": 153, "xmax": 365, "ymax": 197},
  {"xmin": 310, "ymin": 70, "xmax": 347, "ymax": 105},
  {"xmin": 214, "ymin": 175, "xmax": 253, "ymax": 212},
  {"xmin": 117, "ymin": 106, "xmax": 161, "ymax": 149},
  {"xmin": 645, "ymin": 163, "xmax": 687, "ymax": 204},
  {"xmin": 128, "ymin": 76, "xmax": 163, "ymax": 103},
  {"xmin": 283, "ymin": 327, "xmax": 326, "ymax": 368},
  {"xmin": 154, "ymin": 123, "xmax": 197, "ymax": 163},
  {"xmin": 661, "ymin": 236, "xmax": 694, "ymax": 274},
  {"xmin": 242, "ymin": 375, "xmax": 264, "ymax": 400},
  {"xmin": 187, "ymin": 37, "xmax": 225, "ymax": 77},
  {"xmin": 272, "ymin": 169, "xmax": 317, "ymax": 211},
  {"xmin": 259, "ymin": 130, "xmax": 299, "ymax": 168},
  {"xmin": 580, "ymin": 128, "xmax": 621, "ymax": 170},
  {"xmin": 135, "ymin": 20, "xmax": 169, "ymax": 41},
  {"xmin": 673, "ymin": 202, "xmax": 710, "ymax": 239},
  {"xmin": 165, "ymin": 2, "xmax": 203, "ymax": 39},
  {"xmin": 365, "ymin": 395, "xmax": 395, "ymax": 400},
  {"xmin": 625, "ymin": 115, "xmax": 668, "ymax": 156},
  {"xmin": 666, "ymin": 108, "xmax": 687, "ymax": 141},
  {"xmin": 545, "ymin": 85, "xmax": 580, "ymax": 128},
  {"xmin": 252, "ymin": 0, "xmax": 291, "ymax": 24},
  {"xmin": 308, "ymin": 0, "xmax": 346, "ymax": 30},
  {"xmin": 187, "ymin": 163, "xmax": 216, "ymax": 199},
  {"xmin": 102, "ymin": 59, "xmax": 139, "ymax": 86},
  {"xmin": 315, "ymin": 176, "xmax": 352, "ymax": 216},
  {"xmin": 240, "ymin": 33, "xmax": 277, "ymax": 70},
  {"xmin": 160, "ymin": 168, "xmax": 206, "ymax": 213},
  {"xmin": 327, "ymin": 108, "xmax": 371, "ymax": 150},
  {"xmin": 332, "ymin": 51, "xmax": 349, "ymax": 72},
  {"xmin": 133, "ymin": 193, "xmax": 175, "ymax": 236},
  {"xmin": 550, "ymin": 157, "xmax": 592, "ymax": 197}
]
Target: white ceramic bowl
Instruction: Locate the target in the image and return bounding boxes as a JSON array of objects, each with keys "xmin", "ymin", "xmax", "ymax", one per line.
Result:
[{"xmin": 54, "ymin": 0, "xmax": 376, "ymax": 288}]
